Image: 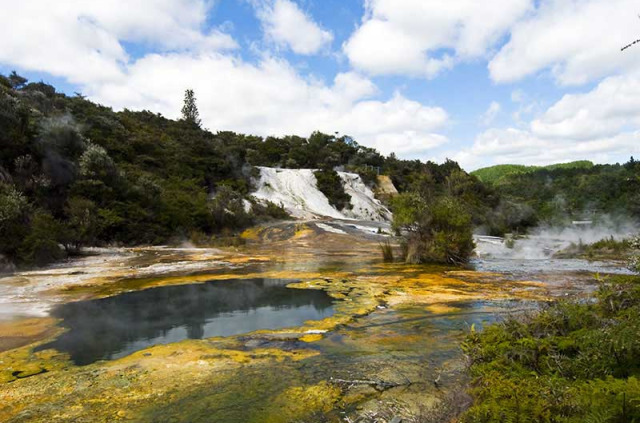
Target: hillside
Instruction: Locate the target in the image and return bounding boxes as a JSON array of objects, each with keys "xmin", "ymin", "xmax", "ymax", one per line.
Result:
[
  {"xmin": 0, "ymin": 72, "xmax": 494, "ymax": 266},
  {"xmin": 475, "ymin": 159, "xmax": 640, "ymax": 225},
  {"xmin": 472, "ymin": 161, "xmax": 594, "ymax": 184}
]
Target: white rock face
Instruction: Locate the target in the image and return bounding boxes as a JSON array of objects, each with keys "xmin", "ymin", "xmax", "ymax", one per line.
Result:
[{"xmin": 251, "ymin": 167, "xmax": 392, "ymax": 221}]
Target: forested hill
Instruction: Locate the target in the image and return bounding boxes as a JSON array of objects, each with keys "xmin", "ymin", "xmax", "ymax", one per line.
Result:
[
  {"xmin": 0, "ymin": 72, "xmax": 498, "ymax": 266},
  {"xmin": 472, "ymin": 161, "xmax": 595, "ymax": 184},
  {"xmin": 473, "ymin": 159, "xmax": 640, "ymax": 225}
]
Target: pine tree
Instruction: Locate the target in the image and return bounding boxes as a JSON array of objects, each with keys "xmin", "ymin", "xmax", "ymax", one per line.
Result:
[{"xmin": 181, "ymin": 89, "xmax": 201, "ymax": 127}]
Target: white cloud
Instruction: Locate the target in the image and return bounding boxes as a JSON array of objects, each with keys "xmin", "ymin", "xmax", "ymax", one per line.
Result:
[
  {"xmin": 0, "ymin": 0, "xmax": 236, "ymax": 85},
  {"xmin": 343, "ymin": 0, "xmax": 531, "ymax": 78},
  {"xmin": 448, "ymin": 72, "xmax": 640, "ymax": 170},
  {"xmin": 90, "ymin": 54, "xmax": 448, "ymax": 158},
  {"xmin": 531, "ymin": 73, "xmax": 640, "ymax": 139},
  {"xmin": 490, "ymin": 0, "xmax": 640, "ymax": 85},
  {"xmin": 481, "ymin": 101, "xmax": 501, "ymax": 126},
  {"xmin": 451, "ymin": 127, "xmax": 640, "ymax": 171},
  {"xmin": 0, "ymin": 0, "xmax": 448, "ymax": 160},
  {"xmin": 256, "ymin": 0, "xmax": 333, "ymax": 55}
]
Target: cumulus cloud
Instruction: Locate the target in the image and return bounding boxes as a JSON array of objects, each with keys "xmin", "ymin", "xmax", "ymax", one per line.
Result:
[
  {"xmin": 255, "ymin": 0, "xmax": 333, "ymax": 55},
  {"xmin": 451, "ymin": 127, "xmax": 640, "ymax": 171},
  {"xmin": 0, "ymin": 0, "xmax": 449, "ymax": 160},
  {"xmin": 0, "ymin": 0, "xmax": 236, "ymax": 85},
  {"xmin": 490, "ymin": 0, "xmax": 640, "ymax": 85},
  {"xmin": 343, "ymin": 0, "xmax": 531, "ymax": 78},
  {"xmin": 531, "ymin": 73, "xmax": 640, "ymax": 140},
  {"xmin": 89, "ymin": 54, "xmax": 448, "ymax": 157},
  {"xmin": 448, "ymin": 73, "xmax": 640, "ymax": 170}
]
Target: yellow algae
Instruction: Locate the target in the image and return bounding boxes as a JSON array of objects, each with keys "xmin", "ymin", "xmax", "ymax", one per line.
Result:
[
  {"xmin": 445, "ymin": 270, "xmax": 503, "ymax": 278},
  {"xmin": 0, "ymin": 337, "xmax": 322, "ymax": 422},
  {"xmin": 0, "ymin": 219, "xmax": 582, "ymax": 422},
  {"xmin": 240, "ymin": 227, "xmax": 262, "ymax": 240},
  {"xmin": 425, "ymin": 303, "xmax": 462, "ymax": 314},
  {"xmin": 0, "ymin": 344, "xmax": 71, "ymax": 383},
  {"xmin": 225, "ymin": 255, "xmax": 271, "ymax": 264},
  {"xmin": 300, "ymin": 333, "xmax": 324, "ymax": 342},
  {"xmin": 261, "ymin": 381, "xmax": 342, "ymax": 423},
  {"xmin": 0, "ymin": 317, "xmax": 60, "ymax": 352},
  {"xmin": 293, "ymin": 223, "xmax": 314, "ymax": 239}
]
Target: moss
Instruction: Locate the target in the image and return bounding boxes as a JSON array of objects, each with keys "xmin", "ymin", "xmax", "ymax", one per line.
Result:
[{"xmin": 261, "ymin": 381, "xmax": 342, "ymax": 422}]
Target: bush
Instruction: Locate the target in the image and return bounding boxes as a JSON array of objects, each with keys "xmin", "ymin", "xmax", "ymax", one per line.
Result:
[
  {"xmin": 0, "ymin": 183, "xmax": 29, "ymax": 258},
  {"xmin": 20, "ymin": 211, "xmax": 65, "ymax": 265},
  {"xmin": 379, "ymin": 241, "xmax": 394, "ymax": 262},
  {"xmin": 630, "ymin": 235, "xmax": 640, "ymax": 273},
  {"xmin": 393, "ymin": 194, "xmax": 475, "ymax": 264},
  {"xmin": 314, "ymin": 169, "xmax": 352, "ymax": 211},
  {"xmin": 461, "ymin": 275, "xmax": 640, "ymax": 422}
]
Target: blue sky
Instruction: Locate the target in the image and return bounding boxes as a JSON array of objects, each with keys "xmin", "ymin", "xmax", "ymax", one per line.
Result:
[{"xmin": 1, "ymin": 0, "xmax": 639, "ymax": 170}]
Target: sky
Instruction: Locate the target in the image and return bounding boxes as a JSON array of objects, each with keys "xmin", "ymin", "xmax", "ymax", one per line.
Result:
[{"xmin": 1, "ymin": 0, "xmax": 640, "ymax": 170}]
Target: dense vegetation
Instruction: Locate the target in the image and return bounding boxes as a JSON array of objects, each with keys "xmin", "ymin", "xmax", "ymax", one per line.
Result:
[
  {"xmin": 554, "ymin": 236, "xmax": 634, "ymax": 260},
  {"xmin": 314, "ymin": 169, "xmax": 352, "ymax": 211},
  {"xmin": 0, "ymin": 71, "xmax": 497, "ymax": 267},
  {"xmin": 472, "ymin": 161, "xmax": 595, "ymax": 185},
  {"xmin": 461, "ymin": 273, "xmax": 640, "ymax": 422},
  {"xmin": 460, "ymin": 237, "xmax": 640, "ymax": 422},
  {"xmin": 389, "ymin": 164, "xmax": 511, "ymax": 264},
  {"xmin": 6, "ymin": 70, "xmax": 633, "ymax": 268},
  {"xmin": 473, "ymin": 159, "xmax": 640, "ymax": 227}
]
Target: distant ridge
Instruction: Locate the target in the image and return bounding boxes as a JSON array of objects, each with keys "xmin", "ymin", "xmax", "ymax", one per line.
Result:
[{"xmin": 472, "ymin": 161, "xmax": 594, "ymax": 184}]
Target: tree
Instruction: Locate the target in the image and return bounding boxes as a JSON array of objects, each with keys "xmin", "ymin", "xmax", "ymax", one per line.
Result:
[
  {"xmin": 0, "ymin": 183, "xmax": 29, "ymax": 259},
  {"xmin": 392, "ymin": 193, "xmax": 475, "ymax": 264},
  {"xmin": 61, "ymin": 197, "xmax": 99, "ymax": 252},
  {"xmin": 8, "ymin": 71, "xmax": 27, "ymax": 89},
  {"xmin": 181, "ymin": 89, "xmax": 202, "ymax": 127}
]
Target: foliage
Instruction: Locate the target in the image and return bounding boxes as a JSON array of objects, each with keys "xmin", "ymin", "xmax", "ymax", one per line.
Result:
[
  {"xmin": 60, "ymin": 197, "xmax": 99, "ymax": 253},
  {"xmin": 388, "ymin": 161, "xmax": 497, "ymax": 264},
  {"xmin": 0, "ymin": 71, "xmax": 502, "ymax": 266},
  {"xmin": 554, "ymin": 236, "xmax": 634, "ymax": 260},
  {"xmin": 314, "ymin": 169, "xmax": 352, "ymax": 211},
  {"xmin": 181, "ymin": 89, "xmax": 201, "ymax": 127},
  {"xmin": 461, "ymin": 274, "xmax": 640, "ymax": 422},
  {"xmin": 0, "ymin": 183, "xmax": 29, "ymax": 258},
  {"xmin": 393, "ymin": 193, "xmax": 475, "ymax": 264},
  {"xmin": 19, "ymin": 211, "xmax": 65, "ymax": 265},
  {"xmin": 379, "ymin": 240, "xmax": 394, "ymax": 262},
  {"xmin": 630, "ymin": 235, "xmax": 640, "ymax": 273},
  {"xmin": 472, "ymin": 161, "xmax": 595, "ymax": 184},
  {"xmin": 474, "ymin": 159, "xmax": 640, "ymax": 226}
]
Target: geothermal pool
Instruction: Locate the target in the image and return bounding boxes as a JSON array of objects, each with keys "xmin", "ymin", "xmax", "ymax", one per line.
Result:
[{"xmin": 37, "ymin": 278, "xmax": 335, "ymax": 365}]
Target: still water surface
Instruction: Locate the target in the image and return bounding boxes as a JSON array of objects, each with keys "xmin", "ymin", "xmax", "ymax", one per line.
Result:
[{"xmin": 37, "ymin": 278, "xmax": 334, "ymax": 365}]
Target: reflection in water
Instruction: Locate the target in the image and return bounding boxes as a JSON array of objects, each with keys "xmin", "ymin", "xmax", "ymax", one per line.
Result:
[{"xmin": 37, "ymin": 278, "xmax": 334, "ymax": 365}]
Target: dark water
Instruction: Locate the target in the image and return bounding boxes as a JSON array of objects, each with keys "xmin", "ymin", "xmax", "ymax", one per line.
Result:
[{"xmin": 37, "ymin": 278, "xmax": 335, "ymax": 365}]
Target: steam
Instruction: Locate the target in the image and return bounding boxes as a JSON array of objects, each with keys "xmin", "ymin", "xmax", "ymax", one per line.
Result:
[{"xmin": 476, "ymin": 216, "xmax": 640, "ymax": 260}]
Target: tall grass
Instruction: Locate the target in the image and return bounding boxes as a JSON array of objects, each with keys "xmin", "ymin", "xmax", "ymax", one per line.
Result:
[{"xmin": 379, "ymin": 241, "xmax": 394, "ymax": 262}]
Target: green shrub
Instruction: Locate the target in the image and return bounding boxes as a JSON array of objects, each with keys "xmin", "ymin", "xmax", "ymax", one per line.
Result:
[
  {"xmin": 314, "ymin": 169, "xmax": 352, "ymax": 211},
  {"xmin": 379, "ymin": 241, "xmax": 394, "ymax": 262},
  {"xmin": 461, "ymin": 275, "xmax": 640, "ymax": 422},
  {"xmin": 393, "ymin": 194, "xmax": 475, "ymax": 264},
  {"xmin": 20, "ymin": 211, "xmax": 65, "ymax": 265}
]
